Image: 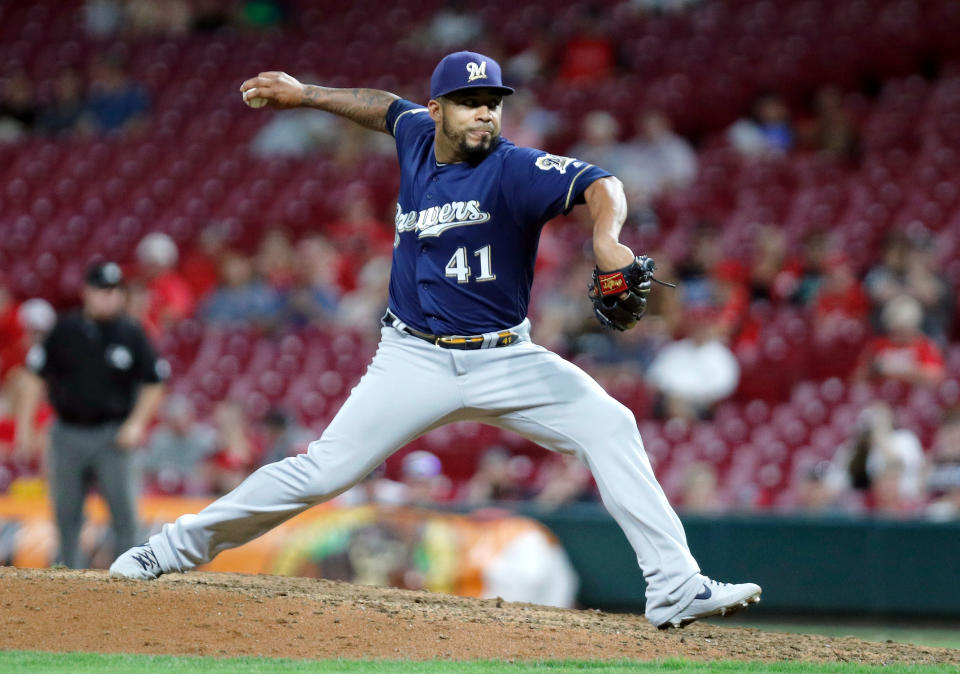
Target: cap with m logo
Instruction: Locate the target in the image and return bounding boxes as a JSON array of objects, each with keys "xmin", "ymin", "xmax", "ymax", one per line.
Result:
[
  {"xmin": 430, "ymin": 51, "xmax": 515, "ymax": 99},
  {"xmin": 466, "ymin": 60, "xmax": 487, "ymax": 82}
]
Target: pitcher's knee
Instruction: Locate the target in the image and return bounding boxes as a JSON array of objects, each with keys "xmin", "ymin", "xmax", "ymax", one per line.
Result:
[
  {"xmin": 294, "ymin": 438, "xmax": 380, "ymax": 502},
  {"xmin": 565, "ymin": 399, "xmax": 641, "ymax": 460},
  {"xmin": 591, "ymin": 399, "xmax": 639, "ymax": 437},
  {"xmin": 282, "ymin": 454, "xmax": 339, "ymax": 502}
]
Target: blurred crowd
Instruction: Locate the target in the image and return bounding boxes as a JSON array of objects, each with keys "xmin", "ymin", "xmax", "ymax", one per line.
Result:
[
  {"xmin": 0, "ymin": 55, "xmax": 149, "ymax": 142},
  {"xmin": 1, "ymin": 0, "xmax": 959, "ymax": 520},
  {"xmin": 0, "ymin": 0, "xmax": 295, "ymax": 143},
  {"xmin": 1, "ymin": 209, "xmax": 956, "ymax": 519}
]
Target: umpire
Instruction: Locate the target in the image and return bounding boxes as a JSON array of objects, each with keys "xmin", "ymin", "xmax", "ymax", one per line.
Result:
[{"xmin": 15, "ymin": 261, "xmax": 168, "ymax": 568}]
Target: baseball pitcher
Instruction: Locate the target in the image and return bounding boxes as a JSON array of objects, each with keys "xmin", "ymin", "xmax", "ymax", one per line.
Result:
[{"xmin": 111, "ymin": 51, "xmax": 760, "ymax": 629}]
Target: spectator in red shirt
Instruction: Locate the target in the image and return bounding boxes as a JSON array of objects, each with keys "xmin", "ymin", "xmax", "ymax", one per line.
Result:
[
  {"xmin": 1, "ymin": 298, "xmax": 57, "ymax": 474},
  {"xmin": 0, "ymin": 278, "xmax": 24, "ymax": 388},
  {"xmin": 814, "ymin": 253, "xmax": 868, "ymax": 318},
  {"xmin": 855, "ymin": 294, "xmax": 944, "ymax": 386},
  {"xmin": 134, "ymin": 232, "xmax": 195, "ymax": 337},
  {"xmin": 181, "ymin": 223, "xmax": 229, "ymax": 301},
  {"xmin": 2, "ymin": 298, "xmax": 55, "ymax": 410},
  {"xmin": 673, "ymin": 225, "xmax": 749, "ymax": 343},
  {"xmin": 812, "ymin": 252, "xmax": 869, "ymax": 343},
  {"xmin": 324, "ymin": 186, "xmax": 394, "ymax": 293},
  {"xmin": 558, "ymin": 8, "xmax": 616, "ymax": 84}
]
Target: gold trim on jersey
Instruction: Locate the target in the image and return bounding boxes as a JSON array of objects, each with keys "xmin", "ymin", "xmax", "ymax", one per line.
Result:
[
  {"xmin": 564, "ymin": 164, "xmax": 594, "ymax": 212},
  {"xmin": 392, "ymin": 107, "xmax": 429, "ymax": 136}
]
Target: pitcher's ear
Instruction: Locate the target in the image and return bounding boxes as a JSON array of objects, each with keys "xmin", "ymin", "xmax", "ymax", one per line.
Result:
[{"xmin": 427, "ymin": 98, "xmax": 442, "ymax": 122}]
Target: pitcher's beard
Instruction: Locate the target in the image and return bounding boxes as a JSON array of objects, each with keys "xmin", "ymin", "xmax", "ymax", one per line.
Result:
[{"xmin": 443, "ymin": 119, "xmax": 499, "ymax": 163}]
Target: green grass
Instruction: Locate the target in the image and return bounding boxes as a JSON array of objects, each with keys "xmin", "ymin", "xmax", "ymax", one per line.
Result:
[{"xmin": 0, "ymin": 653, "xmax": 957, "ymax": 674}]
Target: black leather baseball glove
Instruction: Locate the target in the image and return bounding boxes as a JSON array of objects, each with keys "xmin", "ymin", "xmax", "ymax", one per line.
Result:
[{"xmin": 588, "ymin": 255, "xmax": 663, "ymax": 331}]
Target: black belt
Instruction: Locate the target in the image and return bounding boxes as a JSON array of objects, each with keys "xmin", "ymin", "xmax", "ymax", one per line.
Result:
[{"xmin": 382, "ymin": 310, "xmax": 519, "ymax": 350}]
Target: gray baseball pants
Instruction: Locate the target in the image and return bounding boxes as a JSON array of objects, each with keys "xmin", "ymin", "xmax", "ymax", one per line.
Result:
[
  {"xmin": 149, "ymin": 322, "xmax": 703, "ymax": 625},
  {"xmin": 49, "ymin": 420, "xmax": 139, "ymax": 568}
]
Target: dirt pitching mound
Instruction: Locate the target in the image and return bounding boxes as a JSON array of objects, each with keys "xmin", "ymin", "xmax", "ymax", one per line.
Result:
[{"xmin": 0, "ymin": 568, "xmax": 956, "ymax": 664}]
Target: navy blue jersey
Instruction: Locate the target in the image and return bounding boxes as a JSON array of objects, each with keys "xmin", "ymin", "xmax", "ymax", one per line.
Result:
[{"xmin": 385, "ymin": 99, "xmax": 612, "ymax": 335}]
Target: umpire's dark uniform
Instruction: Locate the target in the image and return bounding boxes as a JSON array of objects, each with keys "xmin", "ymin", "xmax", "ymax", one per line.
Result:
[{"xmin": 26, "ymin": 262, "xmax": 168, "ymax": 568}]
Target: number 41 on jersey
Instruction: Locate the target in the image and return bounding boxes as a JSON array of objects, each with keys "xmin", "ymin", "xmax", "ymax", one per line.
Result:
[{"xmin": 445, "ymin": 245, "xmax": 495, "ymax": 283}]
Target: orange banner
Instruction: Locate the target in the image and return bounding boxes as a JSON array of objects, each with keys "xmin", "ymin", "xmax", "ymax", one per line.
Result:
[{"xmin": 0, "ymin": 493, "xmax": 578, "ymax": 606}]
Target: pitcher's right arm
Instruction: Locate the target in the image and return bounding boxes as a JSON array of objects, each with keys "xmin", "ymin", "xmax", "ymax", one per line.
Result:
[{"xmin": 240, "ymin": 71, "xmax": 399, "ymax": 134}]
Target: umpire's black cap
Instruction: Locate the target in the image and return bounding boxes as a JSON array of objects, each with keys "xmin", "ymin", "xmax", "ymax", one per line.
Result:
[{"xmin": 85, "ymin": 261, "xmax": 125, "ymax": 288}]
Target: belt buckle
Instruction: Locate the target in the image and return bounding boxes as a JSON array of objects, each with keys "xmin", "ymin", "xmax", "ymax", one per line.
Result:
[
  {"xmin": 435, "ymin": 332, "xmax": 519, "ymax": 349},
  {"xmin": 438, "ymin": 335, "xmax": 482, "ymax": 349}
]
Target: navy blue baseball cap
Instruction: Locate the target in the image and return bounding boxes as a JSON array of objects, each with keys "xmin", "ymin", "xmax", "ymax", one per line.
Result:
[{"xmin": 430, "ymin": 51, "xmax": 515, "ymax": 100}]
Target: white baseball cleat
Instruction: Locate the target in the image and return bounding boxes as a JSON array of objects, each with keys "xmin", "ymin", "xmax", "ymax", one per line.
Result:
[
  {"xmin": 658, "ymin": 577, "xmax": 761, "ymax": 629},
  {"xmin": 109, "ymin": 543, "xmax": 164, "ymax": 580}
]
